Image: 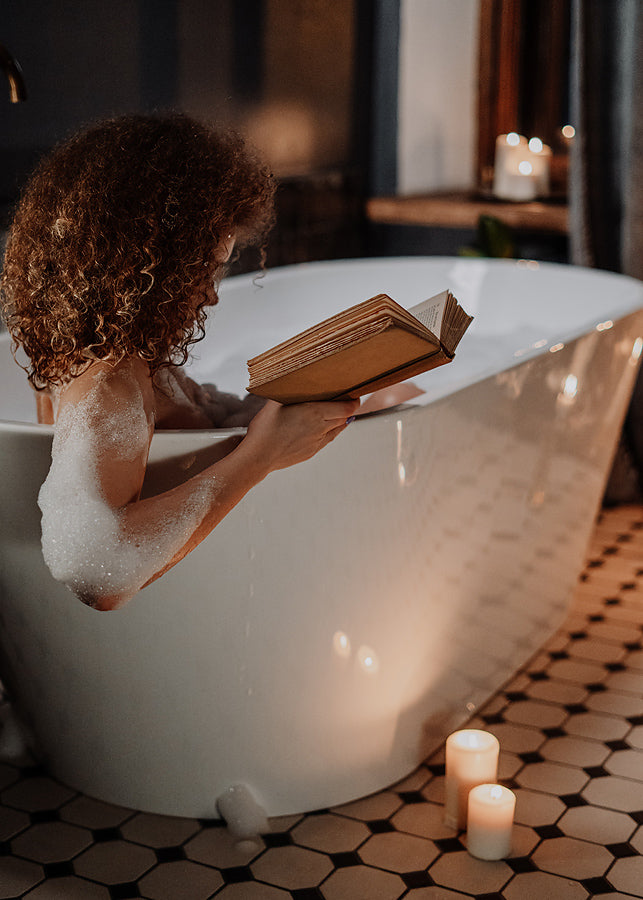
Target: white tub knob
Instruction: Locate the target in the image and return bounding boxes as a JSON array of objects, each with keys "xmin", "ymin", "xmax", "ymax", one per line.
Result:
[
  {"xmin": 216, "ymin": 783, "xmax": 269, "ymax": 839},
  {"xmin": 0, "ymin": 705, "xmax": 36, "ymax": 765}
]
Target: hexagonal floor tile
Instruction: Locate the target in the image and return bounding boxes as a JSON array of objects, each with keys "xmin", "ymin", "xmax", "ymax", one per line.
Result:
[
  {"xmin": 121, "ymin": 811, "xmax": 201, "ymax": 847},
  {"xmin": 532, "ymin": 835, "xmax": 613, "ymax": 879},
  {"xmin": 358, "ymin": 831, "xmax": 439, "ymax": 873},
  {"xmin": 251, "ymin": 845, "xmax": 333, "ymax": 890},
  {"xmin": 138, "ymin": 859, "xmax": 223, "ymax": 900},
  {"xmin": 391, "ymin": 801, "xmax": 456, "ymax": 841},
  {"xmin": 291, "ymin": 812, "xmax": 370, "ymax": 854},
  {"xmin": 185, "ymin": 825, "xmax": 264, "ymax": 870},
  {"xmin": 583, "ymin": 775, "xmax": 643, "ymax": 812},
  {"xmin": 605, "ymin": 748, "xmax": 643, "ymax": 781},
  {"xmin": 503, "ymin": 870, "xmax": 590, "ymax": 900},
  {"xmin": 320, "ymin": 865, "xmax": 406, "ymax": 900},
  {"xmin": 608, "ymin": 856, "xmax": 643, "ymax": 895},
  {"xmin": 1, "ymin": 776, "xmax": 74, "ymax": 813},
  {"xmin": 23, "ymin": 875, "xmax": 110, "ymax": 899},
  {"xmin": 11, "ymin": 821, "xmax": 92, "ymax": 864},
  {"xmin": 559, "ymin": 805, "xmax": 636, "ymax": 844},
  {"xmin": 73, "ymin": 839, "xmax": 156, "ymax": 885},
  {"xmin": 429, "ymin": 850, "xmax": 511, "ymax": 895},
  {"xmin": 0, "ymin": 857, "xmax": 43, "ymax": 899},
  {"xmin": 515, "ymin": 761, "xmax": 589, "ymax": 795}
]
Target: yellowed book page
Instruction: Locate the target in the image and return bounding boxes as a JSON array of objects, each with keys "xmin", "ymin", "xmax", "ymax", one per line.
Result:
[
  {"xmin": 248, "ymin": 295, "xmax": 396, "ymax": 366},
  {"xmin": 409, "ymin": 290, "xmax": 450, "ymax": 337}
]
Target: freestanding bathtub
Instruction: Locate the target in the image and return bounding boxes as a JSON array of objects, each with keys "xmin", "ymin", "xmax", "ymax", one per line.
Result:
[{"xmin": 0, "ymin": 257, "xmax": 642, "ymax": 820}]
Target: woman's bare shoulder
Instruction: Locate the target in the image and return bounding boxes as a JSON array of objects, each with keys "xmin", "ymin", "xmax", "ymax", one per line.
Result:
[
  {"xmin": 49, "ymin": 357, "xmax": 155, "ymax": 508},
  {"xmin": 57, "ymin": 357, "xmax": 154, "ymax": 418}
]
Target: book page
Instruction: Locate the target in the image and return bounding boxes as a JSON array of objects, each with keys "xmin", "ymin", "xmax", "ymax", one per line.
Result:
[{"xmin": 409, "ymin": 290, "xmax": 449, "ymax": 339}]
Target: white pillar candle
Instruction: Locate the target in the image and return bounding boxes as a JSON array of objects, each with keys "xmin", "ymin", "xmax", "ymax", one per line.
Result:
[
  {"xmin": 498, "ymin": 162, "xmax": 539, "ymax": 201},
  {"xmin": 527, "ymin": 137, "xmax": 552, "ymax": 195},
  {"xmin": 444, "ymin": 729, "xmax": 499, "ymax": 829},
  {"xmin": 494, "ymin": 131, "xmax": 524, "ymax": 169},
  {"xmin": 467, "ymin": 783, "xmax": 516, "ymax": 860},
  {"xmin": 493, "ymin": 133, "xmax": 529, "ymax": 200},
  {"xmin": 492, "ymin": 133, "xmax": 551, "ymax": 201}
]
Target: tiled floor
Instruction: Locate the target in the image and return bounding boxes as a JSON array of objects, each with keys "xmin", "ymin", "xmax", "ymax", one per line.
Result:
[{"xmin": 0, "ymin": 504, "xmax": 642, "ymax": 899}]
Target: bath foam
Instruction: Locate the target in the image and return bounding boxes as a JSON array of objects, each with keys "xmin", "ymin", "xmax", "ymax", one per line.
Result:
[{"xmin": 38, "ymin": 366, "xmax": 215, "ymax": 606}]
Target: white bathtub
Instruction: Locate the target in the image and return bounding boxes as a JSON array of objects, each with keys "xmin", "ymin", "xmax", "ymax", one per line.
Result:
[{"xmin": 0, "ymin": 257, "xmax": 642, "ymax": 819}]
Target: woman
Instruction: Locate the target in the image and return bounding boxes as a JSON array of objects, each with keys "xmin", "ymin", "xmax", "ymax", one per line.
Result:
[{"xmin": 0, "ymin": 114, "xmax": 358, "ymax": 610}]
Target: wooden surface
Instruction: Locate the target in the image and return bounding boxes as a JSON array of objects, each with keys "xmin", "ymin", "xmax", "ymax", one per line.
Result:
[{"xmin": 366, "ymin": 191, "xmax": 569, "ymax": 236}]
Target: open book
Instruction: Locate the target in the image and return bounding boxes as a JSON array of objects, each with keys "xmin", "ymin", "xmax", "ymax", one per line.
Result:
[{"xmin": 247, "ymin": 289, "xmax": 473, "ymax": 404}]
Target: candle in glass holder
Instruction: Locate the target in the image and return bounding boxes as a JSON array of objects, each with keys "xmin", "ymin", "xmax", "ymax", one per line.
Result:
[
  {"xmin": 467, "ymin": 783, "xmax": 516, "ymax": 860},
  {"xmin": 444, "ymin": 729, "xmax": 499, "ymax": 829}
]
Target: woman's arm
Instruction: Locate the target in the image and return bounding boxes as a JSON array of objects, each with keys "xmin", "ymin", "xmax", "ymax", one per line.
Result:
[
  {"xmin": 128, "ymin": 398, "xmax": 353, "ymax": 592},
  {"xmin": 38, "ymin": 358, "xmax": 358, "ymax": 610}
]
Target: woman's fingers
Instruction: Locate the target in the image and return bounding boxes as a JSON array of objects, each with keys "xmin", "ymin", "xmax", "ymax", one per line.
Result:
[
  {"xmin": 242, "ymin": 396, "xmax": 359, "ymax": 472},
  {"xmin": 301, "ymin": 398, "xmax": 360, "ymax": 429}
]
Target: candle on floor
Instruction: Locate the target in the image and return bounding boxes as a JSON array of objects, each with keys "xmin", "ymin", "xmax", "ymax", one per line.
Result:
[
  {"xmin": 444, "ymin": 729, "xmax": 499, "ymax": 829},
  {"xmin": 466, "ymin": 783, "xmax": 516, "ymax": 860}
]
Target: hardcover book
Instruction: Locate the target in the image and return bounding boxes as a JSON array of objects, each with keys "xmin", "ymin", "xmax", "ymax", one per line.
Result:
[{"xmin": 247, "ymin": 289, "xmax": 473, "ymax": 404}]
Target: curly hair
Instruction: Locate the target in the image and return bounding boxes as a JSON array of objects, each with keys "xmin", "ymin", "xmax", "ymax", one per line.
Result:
[{"xmin": 0, "ymin": 113, "xmax": 276, "ymax": 388}]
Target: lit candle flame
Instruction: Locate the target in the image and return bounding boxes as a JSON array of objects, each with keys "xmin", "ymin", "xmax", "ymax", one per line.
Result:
[{"xmin": 456, "ymin": 730, "xmax": 483, "ymax": 749}]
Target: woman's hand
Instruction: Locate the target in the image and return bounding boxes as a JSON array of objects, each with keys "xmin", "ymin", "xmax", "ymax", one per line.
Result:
[{"xmin": 241, "ymin": 398, "xmax": 360, "ymax": 473}]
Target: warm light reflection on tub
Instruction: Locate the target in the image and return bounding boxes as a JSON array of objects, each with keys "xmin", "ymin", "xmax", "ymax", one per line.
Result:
[
  {"xmin": 333, "ymin": 631, "xmax": 351, "ymax": 659},
  {"xmin": 358, "ymin": 646, "xmax": 380, "ymax": 674},
  {"xmin": 557, "ymin": 373, "xmax": 579, "ymax": 407},
  {"xmin": 563, "ymin": 374, "xmax": 578, "ymax": 398},
  {"xmin": 396, "ymin": 419, "xmax": 407, "ymax": 486}
]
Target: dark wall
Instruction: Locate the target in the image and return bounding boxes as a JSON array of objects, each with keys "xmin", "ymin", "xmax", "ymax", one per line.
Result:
[{"xmin": 1, "ymin": 0, "xmax": 385, "ymax": 265}]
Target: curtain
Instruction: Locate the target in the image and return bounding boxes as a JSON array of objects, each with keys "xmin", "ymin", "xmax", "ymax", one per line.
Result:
[
  {"xmin": 570, "ymin": 0, "xmax": 643, "ymax": 502},
  {"xmin": 570, "ymin": 0, "xmax": 643, "ymax": 276}
]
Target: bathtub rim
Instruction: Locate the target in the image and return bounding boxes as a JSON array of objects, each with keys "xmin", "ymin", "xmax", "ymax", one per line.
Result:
[
  {"xmin": 0, "ymin": 417, "xmax": 249, "ymax": 440},
  {"xmin": 217, "ymin": 254, "xmax": 643, "ymax": 327},
  {"xmin": 214, "ymin": 256, "xmax": 643, "ymax": 405},
  {"xmin": 1, "ymin": 256, "xmax": 643, "ymax": 428}
]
